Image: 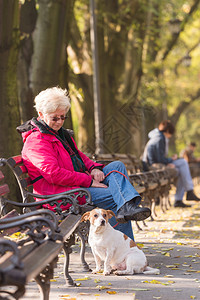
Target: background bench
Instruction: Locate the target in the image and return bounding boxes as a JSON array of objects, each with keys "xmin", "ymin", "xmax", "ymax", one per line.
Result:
[{"xmin": 94, "ymin": 153, "xmax": 178, "ymax": 218}]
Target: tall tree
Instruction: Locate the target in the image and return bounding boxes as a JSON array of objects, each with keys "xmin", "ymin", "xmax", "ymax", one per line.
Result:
[
  {"xmin": 0, "ymin": 0, "xmax": 22, "ymax": 205},
  {"xmin": 0, "ymin": 0, "xmax": 21, "ymax": 157},
  {"xmin": 18, "ymin": 0, "xmax": 73, "ymax": 122}
]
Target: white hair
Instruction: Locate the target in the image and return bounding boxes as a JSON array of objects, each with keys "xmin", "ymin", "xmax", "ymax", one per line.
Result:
[{"xmin": 34, "ymin": 86, "xmax": 71, "ymax": 115}]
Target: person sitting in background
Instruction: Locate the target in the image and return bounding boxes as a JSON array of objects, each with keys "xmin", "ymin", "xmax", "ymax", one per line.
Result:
[
  {"xmin": 180, "ymin": 142, "xmax": 200, "ymax": 163},
  {"xmin": 142, "ymin": 120, "xmax": 200, "ymax": 208},
  {"xmin": 17, "ymin": 86, "xmax": 151, "ymax": 241}
]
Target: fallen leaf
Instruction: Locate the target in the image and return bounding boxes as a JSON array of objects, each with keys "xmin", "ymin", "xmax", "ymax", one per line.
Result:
[
  {"xmin": 161, "ymin": 248, "xmax": 174, "ymax": 251},
  {"xmin": 94, "ymin": 279, "xmax": 101, "ymax": 283},
  {"xmin": 75, "ymin": 276, "xmax": 91, "ymax": 281},
  {"xmin": 76, "ymin": 283, "xmax": 81, "ymax": 286},
  {"xmin": 79, "ymin": 293, "xmax": 91, "ymax": 295},
  {"xmin": 96, "ymin": 285, "xmax": 110, "ymax": 290},
  {"xmin": 137, "ymin": 243, "xmax": 144, "ymax": 248},
  {"xmin": 106, "ymin": 291, "xmax": 117, "ymax": 294}
]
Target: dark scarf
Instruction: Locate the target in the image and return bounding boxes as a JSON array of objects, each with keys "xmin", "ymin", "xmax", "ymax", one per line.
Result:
[{"xmin": 31, "ymin": 118, "xmax": 87, "ymax": 173}]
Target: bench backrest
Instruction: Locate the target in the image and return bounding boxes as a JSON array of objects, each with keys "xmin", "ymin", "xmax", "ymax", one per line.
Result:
[
  {"xmin": 0, "ymin": 171, "xmax": 10, "ymax": 197},
  {"xmin": 2, "ymin": 156, "xmax": 32, "ymax": 203}
]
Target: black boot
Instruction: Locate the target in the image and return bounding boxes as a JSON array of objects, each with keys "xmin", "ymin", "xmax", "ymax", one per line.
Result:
[
  {"xmin": 116, "ymin": 199, "xmax": 151, "ymax": 223},
  {"xmin": 186, "ymin": 190, "xmax": 200, "ymax": 201},
  {"xmin": 174, "ymin": 201, "xmax": 191, "ymax": 208}
]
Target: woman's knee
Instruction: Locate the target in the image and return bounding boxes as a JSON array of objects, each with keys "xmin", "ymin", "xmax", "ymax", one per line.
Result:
[{"xmin": 109, "ymin": 160, "xmax": 126, "ymax": 171}]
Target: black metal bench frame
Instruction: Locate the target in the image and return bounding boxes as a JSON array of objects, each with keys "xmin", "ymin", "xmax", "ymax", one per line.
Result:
[{"xmin": 0, "ymin": 156, "xmax": 95, "ymax": 299}]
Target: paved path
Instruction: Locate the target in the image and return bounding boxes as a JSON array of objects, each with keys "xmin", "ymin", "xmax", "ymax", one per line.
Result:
[{"xmin": 21, "ymin": 197, "xmax": 200, "ymax": 300}]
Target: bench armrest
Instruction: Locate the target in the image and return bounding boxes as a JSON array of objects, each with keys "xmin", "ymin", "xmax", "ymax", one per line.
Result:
[
  {"xmin": 0, "ymin": 209, "xmax": 62, "ymax": 243},
  {"xmin": 2, "ymin": 188, "xmax": 92, "ymax": 216}
]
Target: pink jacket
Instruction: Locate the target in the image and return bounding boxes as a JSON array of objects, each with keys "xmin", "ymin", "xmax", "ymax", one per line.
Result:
[{"xmin": 21, "ymin": 121, "xmax": 103, "ymax": 210}]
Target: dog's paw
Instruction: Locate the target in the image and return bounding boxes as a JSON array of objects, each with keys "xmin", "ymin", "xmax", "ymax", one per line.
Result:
[
  {"xmin": 113, "ymin": 270, "xmax": 124, "ymax": 276},
  {"xmin": 103, "ymin": 270, "xmax": 111, "ymax": 276}
]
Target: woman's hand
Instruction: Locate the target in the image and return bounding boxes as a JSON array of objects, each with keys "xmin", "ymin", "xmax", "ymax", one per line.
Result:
[
  {"xmin": 90, "ymin": 169, "xmax": 105, "ymax": 182},
  {"xmin": 91, "ymin": 179, "xmax": 107, "ymax": 188}
]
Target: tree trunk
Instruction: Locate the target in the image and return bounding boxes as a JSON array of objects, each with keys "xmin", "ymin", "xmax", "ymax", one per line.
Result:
[
  {"xmin": 30, "ymin": 0, "xmax": 72, "ymax": 96},
  {"xmin": 0, "ymin": 0, "xmax": 21, "ymax": 157},
  {"xmin": 0, "ymin": 0, "xmax": 22, "ymax": 205}
]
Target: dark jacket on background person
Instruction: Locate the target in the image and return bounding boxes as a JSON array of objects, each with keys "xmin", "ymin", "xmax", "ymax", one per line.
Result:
[{"xmin": 142, "ymin": 128, "xmax": 173, "ymax": 166}]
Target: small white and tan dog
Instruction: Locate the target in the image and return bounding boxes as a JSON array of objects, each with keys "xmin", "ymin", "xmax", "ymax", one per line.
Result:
[{"xmin": 81, "ymin": 208, "xmax": 160, "ymax": 276}]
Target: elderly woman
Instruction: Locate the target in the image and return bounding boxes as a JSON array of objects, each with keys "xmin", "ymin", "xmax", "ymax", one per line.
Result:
[{"xmin": 17, "ymin": 87, "xmax": 151, "ymax": 240}]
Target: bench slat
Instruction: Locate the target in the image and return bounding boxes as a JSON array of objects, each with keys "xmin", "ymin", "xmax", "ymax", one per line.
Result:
[
  {"xmin": 24, "ymin": 240, "xmax": 63, "ymax": 282},
  {"xmin": 0, "ymin": 183, "xmax": 10, "ymax": 196},
  {"xmin": 7, "ymin": 156, "xmax": 23, "ymax": 167},
  {"xmin": 59, "ymin": 213, "xmax": 81, "ymax": 240},
  {"xmin": 0, "ymin": 170, "xmax": 4, "ymax": 181}
]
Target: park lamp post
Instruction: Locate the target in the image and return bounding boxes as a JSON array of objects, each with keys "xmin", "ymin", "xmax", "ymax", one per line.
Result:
[{"xmin": 90, "ymin": 0, "xmax": 103, "ymax": 155}]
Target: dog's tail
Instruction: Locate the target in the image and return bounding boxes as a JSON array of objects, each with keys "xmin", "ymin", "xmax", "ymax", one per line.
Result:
[{"xmin": 143, "ymin": 266, "xmax": 160, "ymax": 275}]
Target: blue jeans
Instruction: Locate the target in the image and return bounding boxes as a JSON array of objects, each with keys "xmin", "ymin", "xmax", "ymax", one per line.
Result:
[
  {"xmin": 86, "ymin": 161, "xmax": 141, "ymax": 240},
  {"xmin": 173, "ymin": 158, "xmax": 193, "ymax": 202}
]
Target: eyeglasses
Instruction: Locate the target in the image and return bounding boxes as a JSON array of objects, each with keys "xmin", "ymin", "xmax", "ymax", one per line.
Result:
[{"xmin": 50, "ymin": 115, "xmax": 68, "ymax": 122}]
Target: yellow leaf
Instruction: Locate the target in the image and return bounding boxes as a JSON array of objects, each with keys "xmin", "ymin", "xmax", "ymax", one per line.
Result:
[
  {"xmin": 164, "ymin": 252, "xmax": 171, "ymax": 257},
  {"xmin": 50, "ymin": 279, "xmax": 57, "ymax": 282},
  {"xmin": 94, "ymin": 279, "xmax": 101, "ymax": 283},
  {"xmin": 190, "ymin": 296, "xmax": 196, "ymax": 299},
  {"xmin": 161, "ymin": 248, "xmax": 174, "ymax": 251},
  {"xmin": 137, "ymin": 243, "xmax": 144, "ymax": 248},
  {"xmin": 149, "ymin": 280, "xmax": 161, "ymax": 284},
  {"xmin": 106, "ymin": 291, "xmax": 117, "ymax": 294},
  {"xmin": 75, "ymin": 276, "xmax": 91, "ymax": 281},
  {"xmin": 96, "ymin": 285, "xmax": 110, "ymax": 290}
]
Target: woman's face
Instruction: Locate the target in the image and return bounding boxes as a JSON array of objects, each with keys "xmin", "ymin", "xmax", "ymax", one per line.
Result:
[{"xmin": 39, "ymin": 108, "xmax": 68, "ymax": 131}]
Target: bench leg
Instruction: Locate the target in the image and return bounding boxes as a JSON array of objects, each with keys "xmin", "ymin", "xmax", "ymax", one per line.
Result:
[
  {"xmin": 35, "ymin": 259, "xmax": 56, "ymax": 300},
  {"xmin": 63, "ymin": 235, "xmax": 75, "ymax": 286},
  {"xmin": 76, "ymin": 222, "xmax": 91, "ymax": 272}
]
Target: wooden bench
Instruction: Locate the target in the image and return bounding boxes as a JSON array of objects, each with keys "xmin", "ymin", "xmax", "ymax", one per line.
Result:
[
  {"xmin": 0, "ymin": 157, "xmax": 95, "ymax": 298},
  {"xmin": 0, "ymin": 208, "xmax": 63, "ymax": 300}
]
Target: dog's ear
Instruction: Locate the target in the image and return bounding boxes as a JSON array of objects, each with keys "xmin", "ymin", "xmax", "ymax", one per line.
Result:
[
  {"xmin": 107, "ymin": 210, "xmax": 115, "ymax": 219},
  {"xmin": 81, "ymin": 211, "xmax": 91, "ymax": 222}
]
